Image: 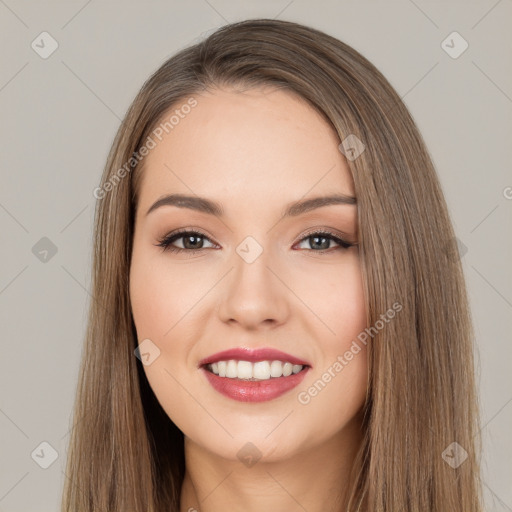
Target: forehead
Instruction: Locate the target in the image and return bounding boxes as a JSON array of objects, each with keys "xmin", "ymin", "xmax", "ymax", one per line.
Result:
[{"xmin": 136, "ymin": 86, "xmax": 355, "ymax": 213}]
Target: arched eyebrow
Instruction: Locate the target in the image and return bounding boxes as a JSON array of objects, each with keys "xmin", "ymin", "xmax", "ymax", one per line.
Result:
[
  {"xmin": 285, "ymin": 194, "xmax": 357, "ymax": 215},
  {"xmin": 145, "ymin": 193, "xmax": 357, "ymax": 218}
]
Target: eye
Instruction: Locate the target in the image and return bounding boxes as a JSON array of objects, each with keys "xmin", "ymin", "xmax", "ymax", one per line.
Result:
[
  {"xmin": 155, "ymin": 229, "xmax": 217, "ymax": 254},
  {"xmin": 293, "ymin": 229, "xmax": 355, "ymax": 253},
  {"xmin": 155, "ymin": 228, "xmax": 356, "ymax": 255}
]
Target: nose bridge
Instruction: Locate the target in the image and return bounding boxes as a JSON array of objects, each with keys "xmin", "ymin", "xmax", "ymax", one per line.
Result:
[{"xmin": 217, "ymin": 235, "xmax": 289, "ymax": 327}]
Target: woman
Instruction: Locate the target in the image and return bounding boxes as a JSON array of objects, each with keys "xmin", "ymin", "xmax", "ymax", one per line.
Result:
[{"xmin": 62, "ymin": 18, "xmax": 483, "ymax": 511}]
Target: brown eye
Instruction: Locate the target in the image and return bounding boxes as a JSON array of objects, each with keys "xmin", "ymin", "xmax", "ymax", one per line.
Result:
[{"xmin": 155, "ymin": 230, "xmax": 216, "ymax": 253}]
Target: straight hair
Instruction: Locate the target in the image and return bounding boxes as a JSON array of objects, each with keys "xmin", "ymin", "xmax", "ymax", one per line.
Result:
[{"xmin": 62, "ymin": 18, "xmax": 483, "ymax": 511}]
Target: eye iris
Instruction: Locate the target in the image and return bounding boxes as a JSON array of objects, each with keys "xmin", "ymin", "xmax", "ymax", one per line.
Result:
[
  {"xmin": 183, "ymin": 234, "xmax": 203, "ymax": 249},
  {"xmin": 310, "ymin": 235, "xmax": 329, "ymax": 250}
]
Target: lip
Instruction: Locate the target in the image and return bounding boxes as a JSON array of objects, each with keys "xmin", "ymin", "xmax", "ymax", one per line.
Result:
[
  {"xmin": 197, "ymin": 347, "xmax": 311, "ymax": 367},
  {"xmin": 200, "ymin": 365, "xmax": 311, "ymax": 402},
  {"xmin": 198, "ymin": 347, "xmax": 312, "ymax": 403}
]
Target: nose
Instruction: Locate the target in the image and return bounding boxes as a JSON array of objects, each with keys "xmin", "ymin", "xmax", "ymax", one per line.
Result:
[{"xmin": 216, "ymin": 247, "xmax": 290, "ymax": 330}]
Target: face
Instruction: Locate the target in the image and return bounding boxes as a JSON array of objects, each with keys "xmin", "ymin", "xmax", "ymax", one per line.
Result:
[{"xmin": 129, "ymin": 86, "xmax": 368, "ymax": 462}]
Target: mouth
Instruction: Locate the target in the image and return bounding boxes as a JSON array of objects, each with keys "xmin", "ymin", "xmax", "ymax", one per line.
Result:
[
  {"xmin": 198, "ymin": 346, "xmax": 311, "ymax": 370},
  {"xmin": 198, "ymin": 347, "xmax": 312, "ymax": 402},
  {"xmin": 202, "ymin": 359, "xmax": 309, "ymax": 380}
]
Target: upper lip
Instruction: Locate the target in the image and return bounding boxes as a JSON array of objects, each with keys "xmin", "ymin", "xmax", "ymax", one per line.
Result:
[{"xmin": 198, "ymin": 347, "xmax": 311, "ymax": 368}]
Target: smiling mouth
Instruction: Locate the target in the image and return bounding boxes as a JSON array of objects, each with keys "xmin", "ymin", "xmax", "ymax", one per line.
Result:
[{"xmin": 202, "ymin": 359, "xmax": 309, "ymax": 381}]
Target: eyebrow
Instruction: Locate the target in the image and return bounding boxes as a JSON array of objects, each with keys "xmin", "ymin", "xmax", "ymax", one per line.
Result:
[{"xmin": 145, "ymin": 192, "xmax": 357, "ymax": 218}]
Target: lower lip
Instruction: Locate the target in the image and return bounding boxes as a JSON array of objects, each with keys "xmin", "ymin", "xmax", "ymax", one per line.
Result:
[{"xmin": 201, "ymin": 366, "xmax": 310, "ymax": 402}]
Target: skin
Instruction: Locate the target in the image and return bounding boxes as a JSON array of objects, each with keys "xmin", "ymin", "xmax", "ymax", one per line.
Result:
[{"xmin": 129, "ymin": 86, "xmax": 369, "ymax": 512}]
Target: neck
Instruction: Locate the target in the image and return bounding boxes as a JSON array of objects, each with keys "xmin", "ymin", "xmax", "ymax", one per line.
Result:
[{"xmin": 179, "ymin": 414, "xmax": 364, "ymax": 512}]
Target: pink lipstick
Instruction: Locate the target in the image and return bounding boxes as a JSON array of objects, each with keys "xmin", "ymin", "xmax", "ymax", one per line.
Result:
[{"xmin": 198, "ymin": 347, "xmax": 311, "ymax": 403}]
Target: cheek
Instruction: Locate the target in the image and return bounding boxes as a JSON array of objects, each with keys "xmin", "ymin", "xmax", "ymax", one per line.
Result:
[
  {"xmin": 129, "ymin": 251, "xmax": 204, "ymax": 339},
  {"xmin": 299, "ymin": 252, "xmax": 367, "ymax": 340},
  {"xmin": 130, "ymin": 253, "xmax": 201, "ymax": 433},
  {"xmin": 296, "ymin": 335, "xmax": 368, "ymax": 439},
  {"xmin": 294, "ymin": 254, "xmax": 368, "ymax": 419}
]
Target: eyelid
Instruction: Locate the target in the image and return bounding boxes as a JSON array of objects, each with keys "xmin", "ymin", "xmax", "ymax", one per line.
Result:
[
  {"xmin": 291, "ymin": 226, "xmax": 356, "ymax": 247},
  {"xmin": 155, "ymin": 227, "xmax": 218, "ymax": 250},
  {"xmin": 155, "ymin": 225, "xmax": 357, "ymax": 254}
]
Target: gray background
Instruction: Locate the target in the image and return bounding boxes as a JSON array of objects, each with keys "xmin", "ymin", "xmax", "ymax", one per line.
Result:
[{"xmin": 0, "ymin": 1, "xmax": 510, "ymax": 510}]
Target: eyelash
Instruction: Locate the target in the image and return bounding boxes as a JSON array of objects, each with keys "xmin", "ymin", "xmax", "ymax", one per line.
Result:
[{"xmin": 155, "ymin": 228, "xmax": 356, "ymax": 255}]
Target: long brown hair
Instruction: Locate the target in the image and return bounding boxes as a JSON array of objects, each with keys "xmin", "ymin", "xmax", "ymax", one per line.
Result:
[{"xmin": 61, "ymin": 18, "xmax": 483, "ymax": 511}]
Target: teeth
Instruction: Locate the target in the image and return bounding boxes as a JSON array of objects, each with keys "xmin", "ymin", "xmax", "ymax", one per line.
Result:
[
  {"xmin": 270, "ymin": 360, "xmax": 283, "ymax": 377},
  {"xmin": 253, "ymin": 361, "xmax": 270, "ymax": 380},
  {"xmin": 237, "ymin": 360, "xmax": 253, "ymax": 379},
  {"xmin": 207, "ymin": 359, "xmax": 305, "ymax": 380},
  {"xmin": 226, "ymin": 360, "xmax": 237, "ymax": 378}
]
